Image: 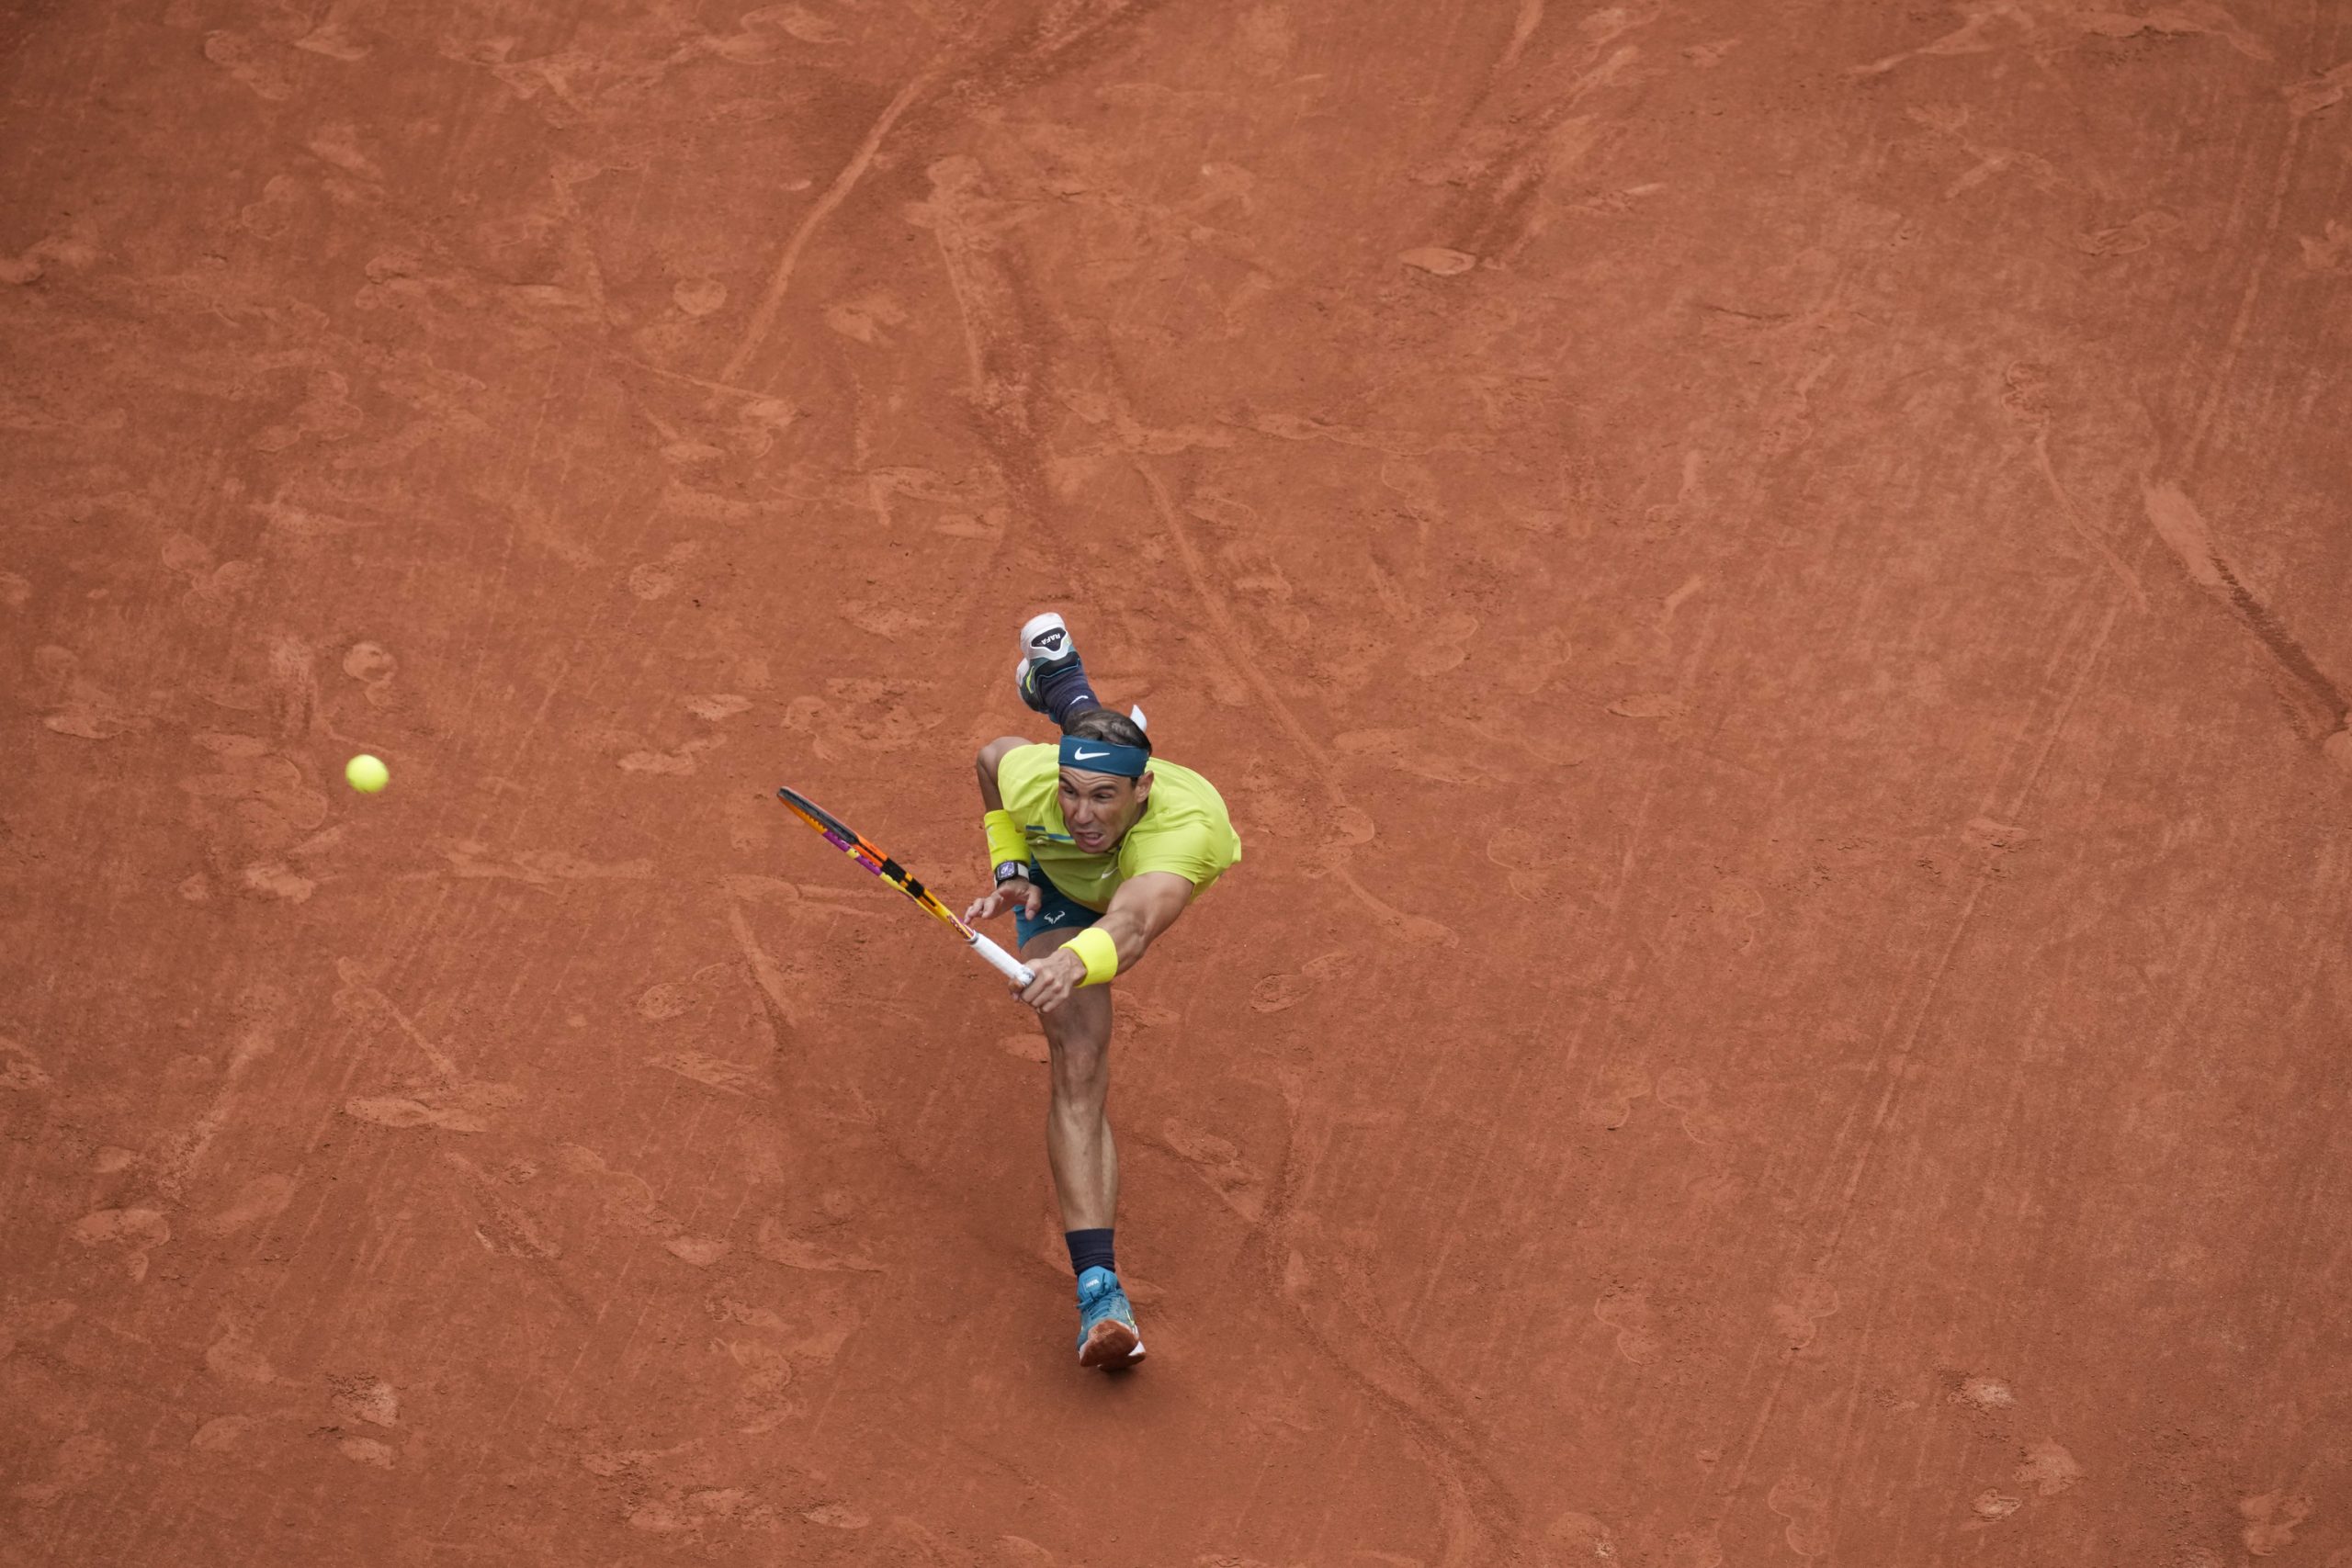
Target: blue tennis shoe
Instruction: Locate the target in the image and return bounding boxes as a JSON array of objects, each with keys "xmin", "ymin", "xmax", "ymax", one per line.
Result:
[{"xmin": 1075, "ymin": 1266, "xmax": 1145, "ymax": 1369}]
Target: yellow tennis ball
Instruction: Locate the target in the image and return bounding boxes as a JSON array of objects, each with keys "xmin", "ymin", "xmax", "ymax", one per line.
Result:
[{"xmin": 345, "ymin": 753, "xmax": 390, "ymax": 794}]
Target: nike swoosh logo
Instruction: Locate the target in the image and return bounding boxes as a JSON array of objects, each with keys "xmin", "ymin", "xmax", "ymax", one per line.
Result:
[{"xmin": 1071, "ymin": 748, "xmax": 1108, "ymax": 760}]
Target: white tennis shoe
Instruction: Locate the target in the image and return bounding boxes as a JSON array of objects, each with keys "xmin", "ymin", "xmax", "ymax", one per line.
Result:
[
  {"xmin": 1014, "ymin": 613, "xmax": 1074, "ymax": 716},
  {"xmin": 1012, "ymin": 613, "xmax": 1145, "ymax": 729}
]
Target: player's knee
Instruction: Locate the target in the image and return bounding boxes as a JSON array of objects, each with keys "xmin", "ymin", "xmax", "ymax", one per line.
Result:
[{"xmin": 1044, "ymin": 1021, "xmax": 1108, "ymax": 1100}]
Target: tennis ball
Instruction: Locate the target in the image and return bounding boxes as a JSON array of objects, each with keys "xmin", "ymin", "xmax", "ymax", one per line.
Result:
[{"xmin": 345, "ymin": 753, "xmax": 390, "ymax": 794}]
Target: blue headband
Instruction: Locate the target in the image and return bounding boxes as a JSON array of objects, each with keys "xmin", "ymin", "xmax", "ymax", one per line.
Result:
[{"xmin": 1058, "ymin": 734, "xmax": 1149, "ymax": 778}]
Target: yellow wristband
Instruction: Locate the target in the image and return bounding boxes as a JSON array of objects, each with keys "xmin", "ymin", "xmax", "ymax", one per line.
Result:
[
  {"xmin": 983, "ymin": 809, "xmax": 1026, "ymax": 870},
  {"xmin": 1067, "ymin": 927, "xmax": 1119, "ymax": 987}
]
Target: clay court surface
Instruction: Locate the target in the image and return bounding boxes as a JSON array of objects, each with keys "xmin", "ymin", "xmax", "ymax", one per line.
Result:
[{"xmin": 8, "ymin": 0, "xmax": 2352, "ymax": 1562}]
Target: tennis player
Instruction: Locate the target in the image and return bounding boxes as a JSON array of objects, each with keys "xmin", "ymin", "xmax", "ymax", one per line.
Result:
[{"xmin": 963, "ymin": 614, "xmax": 1242, "ymax": 1369}]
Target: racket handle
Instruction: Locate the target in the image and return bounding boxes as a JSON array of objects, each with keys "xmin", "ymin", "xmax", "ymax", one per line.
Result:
[{"xmin": 970, "ymin": 931, "xmax": 1035, "ymax": 988}]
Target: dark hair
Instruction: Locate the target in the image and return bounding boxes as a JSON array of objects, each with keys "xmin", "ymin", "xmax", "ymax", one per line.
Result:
[{"xmin": 1064, "ymin": 706, "xmax": 1151, "ymax": 756}]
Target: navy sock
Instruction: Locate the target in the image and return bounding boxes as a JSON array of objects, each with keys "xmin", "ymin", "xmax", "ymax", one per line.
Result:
[
  {"xmin": 1065, "ymin": 1227, "xmax": 1116, "ymax": 1277},
  {"xmin": 1035, "ymin": 657, "xmax": 1102, "ymax": 730}
]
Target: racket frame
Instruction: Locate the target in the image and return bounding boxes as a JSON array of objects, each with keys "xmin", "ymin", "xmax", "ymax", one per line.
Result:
[{"xmin": 775, "ymin": 784, "xmax": 1036, "ymax": 987}]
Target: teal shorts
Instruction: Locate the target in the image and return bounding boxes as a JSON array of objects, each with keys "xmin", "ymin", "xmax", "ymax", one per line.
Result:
[{"xmin": 1015, "ymin": 862, "xmax": 1101, "ymax": 948}]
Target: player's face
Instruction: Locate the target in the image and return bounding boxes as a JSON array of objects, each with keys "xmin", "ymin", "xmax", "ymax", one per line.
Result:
[{"xmin": 1057, "ymin": 769, "xmax": 1150, "ymax": 853}]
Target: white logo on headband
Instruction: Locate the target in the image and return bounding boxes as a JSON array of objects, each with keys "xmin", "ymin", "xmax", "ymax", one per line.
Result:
[{"xmin": 1071, "ymin": 748, "xmax": 1109, "ymax": 761}]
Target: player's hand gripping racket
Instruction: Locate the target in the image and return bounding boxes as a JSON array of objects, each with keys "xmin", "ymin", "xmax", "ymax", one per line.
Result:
[{"xmin": 775, "ymin": 784, "xmax": 1035, "ymax": 988}]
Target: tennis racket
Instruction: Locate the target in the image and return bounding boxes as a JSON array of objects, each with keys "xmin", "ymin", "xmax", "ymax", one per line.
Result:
[{"xmin": 775, "ymin": 784, "xmax": 1035, "ymax": 987}]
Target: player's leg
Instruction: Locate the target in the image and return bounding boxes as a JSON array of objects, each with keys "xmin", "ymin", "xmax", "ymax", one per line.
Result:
[
  {"xmin": 1029, "ymin": 933, "xmax": 1117, "ymax": 1229},
  {"xmin": 1018, "ymin": 895, "xmax": 1145, "ymax": 1368}
]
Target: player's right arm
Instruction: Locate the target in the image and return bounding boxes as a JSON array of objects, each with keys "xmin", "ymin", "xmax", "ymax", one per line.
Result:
[
  {"xmin": 964, "ymin": 737, "xmax": 1044, "ymax": 923},
  {"xmin": 973, "ymin": 736, "xmax": 1024, "ymax": 811}
]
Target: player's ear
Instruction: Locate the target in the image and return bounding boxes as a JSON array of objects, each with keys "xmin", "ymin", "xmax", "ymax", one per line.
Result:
[{"xmin": 1134, "ymin": 771, "xmax": 1153, "ymax": 805}]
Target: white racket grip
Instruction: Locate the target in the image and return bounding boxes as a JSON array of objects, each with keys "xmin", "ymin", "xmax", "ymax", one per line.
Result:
[{"xmin": 970, "ymin": 931, "xmax": 1035, "ymax": 988}]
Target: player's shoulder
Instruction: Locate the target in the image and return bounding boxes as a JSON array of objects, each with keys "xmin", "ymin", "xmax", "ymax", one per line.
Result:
[
  {"xmin": 1148, "ymin": 754, "xmax": 1215, "ymax": 789},
  {"xmin": 1144, "ymin": 757, "xmax": 1231, "ymax": 818},
  {"xmin": 996, "ymin": 739, "xmax": 1059, "ymax": 796}
]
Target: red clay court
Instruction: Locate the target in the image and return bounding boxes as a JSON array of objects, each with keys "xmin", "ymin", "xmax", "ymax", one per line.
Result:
[{"xmin": 6, "ymin": 0, "xmax": 2351, "ymax": 1562}]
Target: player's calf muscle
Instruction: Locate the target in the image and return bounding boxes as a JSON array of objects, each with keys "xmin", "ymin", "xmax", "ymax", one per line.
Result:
[{"xmin": 1046, "ymin": 1033, "xmax": 1107, "ymax": 1096}]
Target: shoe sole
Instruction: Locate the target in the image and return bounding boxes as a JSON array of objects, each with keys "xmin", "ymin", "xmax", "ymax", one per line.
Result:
[
  {"xmin": 1079, "ymin": 1318, "xmax": 1145, "ymax": 1369},
  {"xmin": 1015, "ymin": 613, "xmax": 1069, "ymax": 716},
  {"xmin": 1013, "ymin": 656, "xmax": 1049, "ymax": 713},
  {"xmin": 1019, "ymin": 612, "xmax": 1070, "ymax": 663}
]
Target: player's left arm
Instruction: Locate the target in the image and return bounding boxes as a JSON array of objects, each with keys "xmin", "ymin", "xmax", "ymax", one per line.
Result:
[
  {"xmin": 1017, "ymin": 872, "xmax": 1193, "ymax": 1012},
  {"xmin": 1090, "ymin": 871, "xmax": 1193, "ymax": 970}
]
